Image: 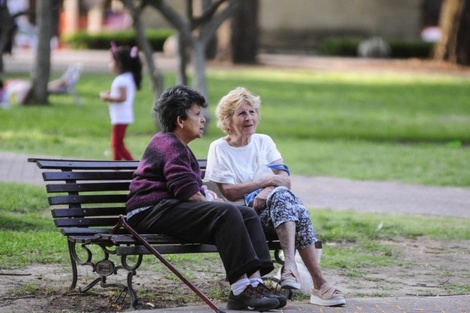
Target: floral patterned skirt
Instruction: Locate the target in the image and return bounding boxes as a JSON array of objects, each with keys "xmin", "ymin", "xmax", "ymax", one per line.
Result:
[{"xmin": 259, "ymin": 186, "xmax": 317, "ymax": 250}]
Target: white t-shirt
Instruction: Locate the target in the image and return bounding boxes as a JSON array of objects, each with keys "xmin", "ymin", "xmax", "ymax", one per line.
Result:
[
  {"xmin": 205, "ymin": 133, "xmax": 282, "ymax": 185},
  {"xmin": 108, "ymin": 72, "xmax": 135, "ymax": 125}
]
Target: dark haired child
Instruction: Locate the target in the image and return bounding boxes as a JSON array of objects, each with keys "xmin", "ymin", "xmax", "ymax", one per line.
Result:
[{"xmin": 100, "ymin": 43, "xmax": 142, "ymax": 160}]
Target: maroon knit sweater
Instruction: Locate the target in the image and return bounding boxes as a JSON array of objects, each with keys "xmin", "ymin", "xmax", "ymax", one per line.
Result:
[{"xmin": 126, "ymin": 132, "xmax": 204, "ymax": 212}]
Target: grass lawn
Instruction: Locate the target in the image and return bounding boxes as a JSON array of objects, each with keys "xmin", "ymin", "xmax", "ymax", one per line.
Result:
[{"xmin": 1, "ymin": 68, "xmax": 469, "ymax": 187}]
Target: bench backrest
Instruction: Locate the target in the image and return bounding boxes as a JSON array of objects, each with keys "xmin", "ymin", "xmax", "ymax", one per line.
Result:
[{"xmin": 29, "ymin": 158, "xmax": 207, "ymax": 236}]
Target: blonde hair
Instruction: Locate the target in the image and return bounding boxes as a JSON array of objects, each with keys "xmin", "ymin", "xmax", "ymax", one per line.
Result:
[{"xmin": 216, "ymin": 87, "xmax": 261, "ymax": 134}]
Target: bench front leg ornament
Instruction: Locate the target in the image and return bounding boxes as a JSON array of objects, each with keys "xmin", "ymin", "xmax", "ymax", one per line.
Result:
[{"xmin": 67, "ymin": 238, "xmax": 139, "ymax": 305}]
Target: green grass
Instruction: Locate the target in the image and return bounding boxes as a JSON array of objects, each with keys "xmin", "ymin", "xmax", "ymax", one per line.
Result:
[
  {"xmin": 209, "ymin": 70, "xmax": 470, "ymax": 142},
  {"xmin": 0, "ymin": 183, "xmax": 65, "ymax": 266},
  {"xmin": 309, "ymin": 208, "xmax": 470, "ymax": 274},
  {"xmin": 2, "ymin": 68, "xmax": 470, "ymax": 186}
]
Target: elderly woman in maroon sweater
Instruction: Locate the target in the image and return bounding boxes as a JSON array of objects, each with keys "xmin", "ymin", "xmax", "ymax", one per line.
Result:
[{"xmin": 126, "ymin": 85, "xmax": 285, "ymax": 311}]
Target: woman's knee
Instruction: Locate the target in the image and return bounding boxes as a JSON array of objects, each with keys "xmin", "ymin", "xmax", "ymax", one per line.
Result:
[
  {"xmin": 213, "ymin": 202, "xmax": 246, "ymax": 221},
  {"xmin": 238, "ymin": 205, "xmax": 258, "ymax": 217}
]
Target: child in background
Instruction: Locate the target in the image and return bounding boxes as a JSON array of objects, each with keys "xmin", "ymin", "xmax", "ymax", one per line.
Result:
[{"xmin": 100, "ymin": 42, "xmax": 142, "ymax": 160}]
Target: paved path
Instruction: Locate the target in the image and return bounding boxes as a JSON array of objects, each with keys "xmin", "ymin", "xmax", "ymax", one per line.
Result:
[
  {"xmin": 2, "ymin": 50, "xmax": 470, "ymax": 312},
  {"xmin": 127, "ymin": 295, "xmax": 469, "ymax": 313},
  {"xmin": 293, "ymin": 175, "xmax": 470, "ymax": 218},
  {"xmin": 2, "ymin": 152, "xmax": 469, "ymax": 219},
  {"xmin": 5, "ymin": 49, "xmax": 470, "ymax": 76}
]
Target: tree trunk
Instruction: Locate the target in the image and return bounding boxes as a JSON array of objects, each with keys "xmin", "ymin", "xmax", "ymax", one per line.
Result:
[
  {"xmin": 192, "ymin": 41, "xmax": 208, "ymax": 99},
  {"xmin": 202, "ymin": 0, "xmax": 217, "ymax": 59},
  {"xmin": 0, "ymin": 2, "xmax": 14, "ymax": 73},
  {"xmin": 1, "ymin": 6, "xmax": 33, "ymax": 73},
  {"xmin": 122, "ymin": 0, "xmax": 163, "ymax": 100},
  {"xmin": 176, "ymin": 33, "xmax": 189, "ymax": 85},
  {"xmin": 192, "ymin": 40, "xmax": 211, "ymax": 127},
  {"xmin": 231, "ymin": 0, "xmax": 259, "ymax": 64},
  {"xmin": 30, "ymin": 0, "xmax": 54, "ymax": 105},
  {"xmin": 434, "ymin": 0, "xmax": 470, "ymax": 65},
  {"xmin": 455, "ymin": 0, "xmax": 470, "ymax": 64}
]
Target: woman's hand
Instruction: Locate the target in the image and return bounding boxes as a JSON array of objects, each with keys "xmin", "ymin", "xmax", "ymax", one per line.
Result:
[
  {"xmin": 188, "ymin": 191, "xmax": 209, "ymax": 202},
  {"xmin": 253, "ymin": 188, "xmax": 270, "ymax": 211},
  {"xmin": 263, "ymin": 175, "xmax": 291, "ymax": 189}
]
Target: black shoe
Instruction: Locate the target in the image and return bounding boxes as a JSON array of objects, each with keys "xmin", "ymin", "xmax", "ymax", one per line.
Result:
[
  {"xmin": 227, "ymin": 285, "xmax": 280, "ymax": 311},
  {"xmin": 254, "ymin": 282, "xmax": 287, "ymax": 309}
]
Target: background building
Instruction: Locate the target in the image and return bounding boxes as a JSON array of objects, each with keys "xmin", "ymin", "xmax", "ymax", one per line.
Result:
[{"xmin": 57, "ymin": 0, "xmax": 442, "ymax": 53}]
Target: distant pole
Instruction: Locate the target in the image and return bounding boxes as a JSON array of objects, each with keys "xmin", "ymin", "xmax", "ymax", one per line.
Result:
[{"xmin": 62, "ymin": 0, "xmax": 79, "ymax": 36}]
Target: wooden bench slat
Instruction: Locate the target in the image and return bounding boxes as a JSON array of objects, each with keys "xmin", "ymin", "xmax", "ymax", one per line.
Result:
[
  {"xmin": 267, "ymin": 242, "xmax": 282, "ymax": 250},
  {"xmin": 48, "ymin": 194, "xmax": 128, "ymax": 205},
  {"xmin": 29, "ymin": 158, "xmax": 140, "ymax": 170},
  {"xmin": 55, "ymin": 217, "xmax": 119, "ymax": 228},
  {"xmin": 46, "ymin": 182, "xmax": 131, "ymax": 193},
  {"xmin": 52, "ymin": 207, "xmax": 127, "ymax": 218},
  {"xmin": 198, "ymin": 159, "xmax": 207, "ymax": 168},
  {"xmin": 68, "ymin": 235, "xmax": 111, "ymax": 244},
  {"xmin": 42, "ymin": 171, "xmax": 134, "ymax": 181},
  {"xmin": 97, "ymin": 233, "xmax": 189, "ymax": 244},
  {"xmin": 116, "ymin": 244, "xmax": 219, "ymax": 255},
  {"xmin": 61, "ymin": 227, "xmax": 127, "ymax": 236}
]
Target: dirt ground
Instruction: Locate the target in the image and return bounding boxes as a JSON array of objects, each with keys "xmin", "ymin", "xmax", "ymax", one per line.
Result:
[{"xmin": 1, "ymin": 237, "xmax": 469, "ymax": 313}]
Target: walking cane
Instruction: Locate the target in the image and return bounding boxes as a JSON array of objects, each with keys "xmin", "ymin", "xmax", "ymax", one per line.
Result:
[{"xmin": 111, "ymin": 215, "xmax": 225, "ymax": 313}]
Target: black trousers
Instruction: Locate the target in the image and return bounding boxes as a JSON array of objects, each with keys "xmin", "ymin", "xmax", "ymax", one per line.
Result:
[{"xmin": 128, "ymin": 200, "xmax": 274, "ymax": 284}]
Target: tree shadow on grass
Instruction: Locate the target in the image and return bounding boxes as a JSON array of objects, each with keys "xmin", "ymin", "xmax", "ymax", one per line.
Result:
[{"xmin": 0, "ymin": 212, "xmax": 53, "ymax": 231}]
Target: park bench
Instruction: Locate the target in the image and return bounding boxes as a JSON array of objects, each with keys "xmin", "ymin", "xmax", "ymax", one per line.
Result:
[{"xmin": 29, "ymin": 157, "xmax": 322, "ymax": 311}]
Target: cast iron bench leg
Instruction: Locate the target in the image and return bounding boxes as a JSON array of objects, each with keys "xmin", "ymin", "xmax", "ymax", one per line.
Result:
[
  {"xmin": 67, "ymin": 241, "xmax": 78, "ymax": 290},
  {"xmin": 127, "ymin": 271, "xmax": 138, "ymax": 309}
]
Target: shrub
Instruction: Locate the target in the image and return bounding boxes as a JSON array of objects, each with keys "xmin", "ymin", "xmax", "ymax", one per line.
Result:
[
  {"xmin": 387, "ymin": 39, "xmax": 434, "ymax": 59},
  {"xmin": 318, "ymin": 37, "xmax": 361, "ymax": 57},
  {"xmin": 318, "ymin": 37, "xmax": 435, "ymax": 59},
  {"xmin": 64, "ymin": 29, "xmax": 175, "ymax": 51}
]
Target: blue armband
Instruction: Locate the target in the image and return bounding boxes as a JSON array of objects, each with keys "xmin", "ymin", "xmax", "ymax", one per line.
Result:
[{"xmin": 266, "ymin": 163, "xmax": 290, "ymax": 176}]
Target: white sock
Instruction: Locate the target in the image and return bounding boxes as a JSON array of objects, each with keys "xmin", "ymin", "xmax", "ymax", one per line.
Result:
[
  {"xmin": 250, "ymin": 277, "xmax": 264, "ymax": 288},
  {"xmin": 231, "ymin": 278, "xmax": 251, "ymax": 296}
]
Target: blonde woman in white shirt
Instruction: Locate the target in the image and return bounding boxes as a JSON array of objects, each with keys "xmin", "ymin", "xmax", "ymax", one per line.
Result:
[{"xmin": 205, "ymin": 87, "xmax": 346, "ymax": 307}]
